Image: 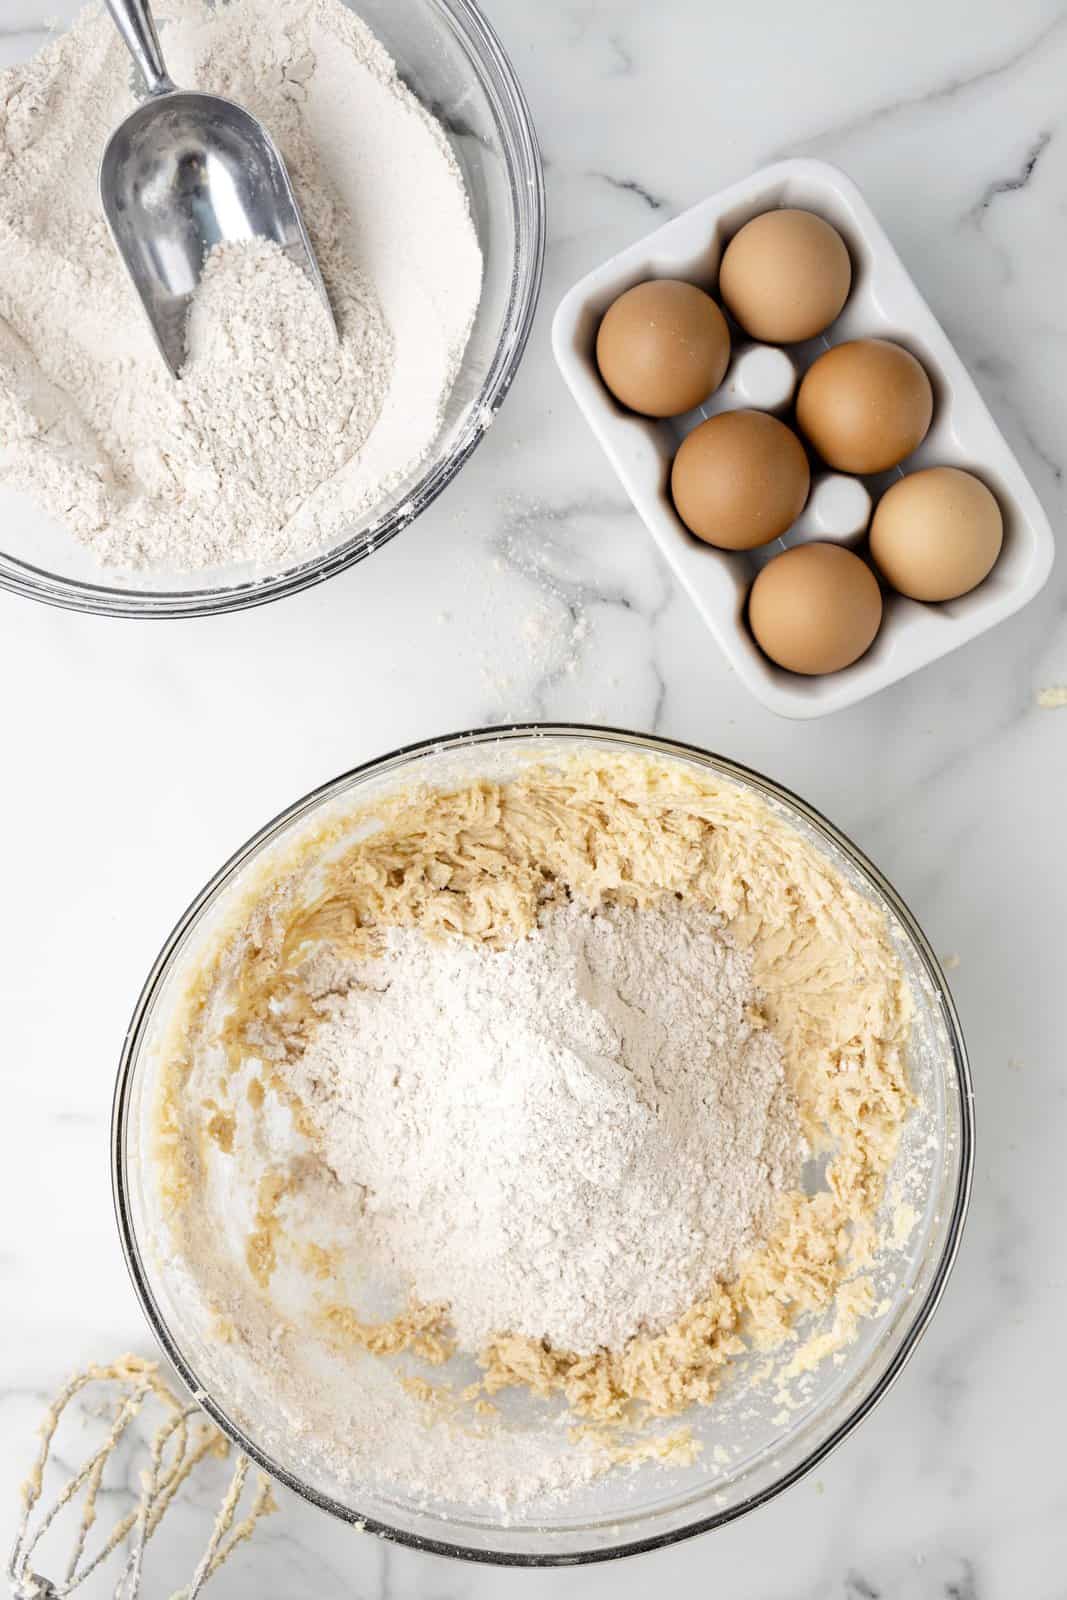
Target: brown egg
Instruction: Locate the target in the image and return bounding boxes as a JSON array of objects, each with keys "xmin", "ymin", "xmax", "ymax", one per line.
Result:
[
  {"xmin": 595, "ymin": 279, "xmax": 731, "ymax": 417},
  {"xmin": 870, "ymin": 466, "xmax": 1003, "ymax": 601},
  {"xmin": 719, "ymin": 208, "xmax": 852, "ymax": 343},
  {"xmin": 796, "ymin": 339, "xmax": 933, "ymax": 474},
  {"xmin": 749, "ymin": 543, "xmax": 883, "ymax": 675},
  {"xmin": 671, "ymin": 410, "xmax": 810, "ymax": 550}
]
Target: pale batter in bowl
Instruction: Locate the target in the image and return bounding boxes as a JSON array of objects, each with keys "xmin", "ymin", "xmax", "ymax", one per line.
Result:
[
  {"xmin": 113, "ymin": 729, "xmax": 970, "ymax": 1558},
  {"xmin": 145, "ymin": 745, "xmax": 913, "ymax": 1494}
]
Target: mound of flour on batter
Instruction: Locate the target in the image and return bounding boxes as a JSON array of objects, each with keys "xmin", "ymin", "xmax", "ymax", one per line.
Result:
[
  {"xmin": 290, "ymin": 899, "xmax": 805, "ymax": 1357},
  {"xmin": 0, "ymin": 0, "xmax": 482, "ymax": 572}
]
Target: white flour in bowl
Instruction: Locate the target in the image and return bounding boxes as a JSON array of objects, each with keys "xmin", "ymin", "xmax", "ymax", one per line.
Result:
[
  {"xmin": 291, "ymin": 900, "xmax": 804, "ymax": 1358},
  {"xmin": 0, "ymin": 0, "xmax": 482, "ymax": 573}
]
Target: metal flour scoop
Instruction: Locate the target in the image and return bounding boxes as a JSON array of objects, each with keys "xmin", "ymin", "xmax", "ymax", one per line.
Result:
[{"xmin": 100, "ymin": 0, "xmax": 336, "ymax": 377}]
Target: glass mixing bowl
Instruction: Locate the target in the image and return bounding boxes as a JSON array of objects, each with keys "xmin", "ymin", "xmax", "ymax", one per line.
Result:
[
  {"xmin": 0, "ymin": 0, "xmax": 544, "ymax": 618},
  {"xmin": 112, "ymin": 726, "xmax": 973, "ymax": 1564}
]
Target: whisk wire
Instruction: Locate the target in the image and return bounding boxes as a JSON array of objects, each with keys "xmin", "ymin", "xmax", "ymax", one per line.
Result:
[{"xmin": 8, "ymin": 1359, "xmax": 276, "ymax": 1600}]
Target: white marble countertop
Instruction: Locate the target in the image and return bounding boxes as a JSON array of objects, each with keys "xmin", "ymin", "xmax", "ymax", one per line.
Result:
[{"xmin": 2, "ymin": 1, "xmax": 1066, "ymax": 1595}]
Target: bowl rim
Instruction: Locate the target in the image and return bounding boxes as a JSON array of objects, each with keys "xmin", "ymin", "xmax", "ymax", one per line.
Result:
[
  {"xmin": 0, "ymin": 0, "xmax": 546, "ymax": 620},
  {"xmin": 111, "ymin": 722, "xmax": 975, "ymax": 1565}
]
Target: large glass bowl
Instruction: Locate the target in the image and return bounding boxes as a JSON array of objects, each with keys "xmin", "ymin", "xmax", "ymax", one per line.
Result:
[
  {"xmin": 0, "ymin": 0, "xmax": 543, "ymax": 618},
  {"xmin": 111, "ymin": 726, "xmax": 973, "ymax": 1564}
]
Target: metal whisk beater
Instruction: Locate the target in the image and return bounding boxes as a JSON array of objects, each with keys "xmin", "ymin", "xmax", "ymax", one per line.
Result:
[{"xmin": 8, "ymin": 1357, "xmax": 276, "ymax": 1600}]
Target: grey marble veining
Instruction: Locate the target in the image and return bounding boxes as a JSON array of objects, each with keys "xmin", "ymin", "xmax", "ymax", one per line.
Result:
[{"xmin": 2, "ymin": 0, "xmax": 1067, "ymax": 1595}]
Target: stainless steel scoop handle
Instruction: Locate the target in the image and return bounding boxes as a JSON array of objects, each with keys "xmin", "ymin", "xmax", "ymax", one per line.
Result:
[{"xmin": 105, "ymin": 0, "xmax": 176, "ymax": 96}]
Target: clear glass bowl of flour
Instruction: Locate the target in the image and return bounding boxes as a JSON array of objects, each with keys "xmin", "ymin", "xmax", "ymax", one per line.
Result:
[
  {"xmin": 0, "ymin": 0, "xmax": 543, "ymax": 618},
  {"xmin": 112, "ymin": 725, "xmax": 974, "ymax": 1565}
]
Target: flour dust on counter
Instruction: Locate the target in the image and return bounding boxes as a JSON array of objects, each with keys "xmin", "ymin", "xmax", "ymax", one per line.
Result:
[{"xmin": 0, "ymin": 0, "xmax": 482, "ymax": 573}]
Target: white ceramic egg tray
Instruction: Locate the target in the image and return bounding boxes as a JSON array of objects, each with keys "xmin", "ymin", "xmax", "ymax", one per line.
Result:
[{"xmin": 552, "ymin": 158, "xmax": 1055, "ymax": 719}]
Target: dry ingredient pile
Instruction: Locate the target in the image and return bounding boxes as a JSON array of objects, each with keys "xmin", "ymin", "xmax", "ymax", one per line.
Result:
[
  {"xmin": 292, "ymin": 901, "xmax": 804, "ymax": 1357},
  {"xmin": 151, "ymin": 753, "xmax": 915, "ymax": 1508},
  {"xmin": 0, "ymin": 0, "xmax": 482, "ymax": 573}
]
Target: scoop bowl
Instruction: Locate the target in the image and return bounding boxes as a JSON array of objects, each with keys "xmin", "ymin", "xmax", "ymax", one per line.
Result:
[{"xmin": 100, "ymin": 0, "xmax": 335, "ymax": 376}]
